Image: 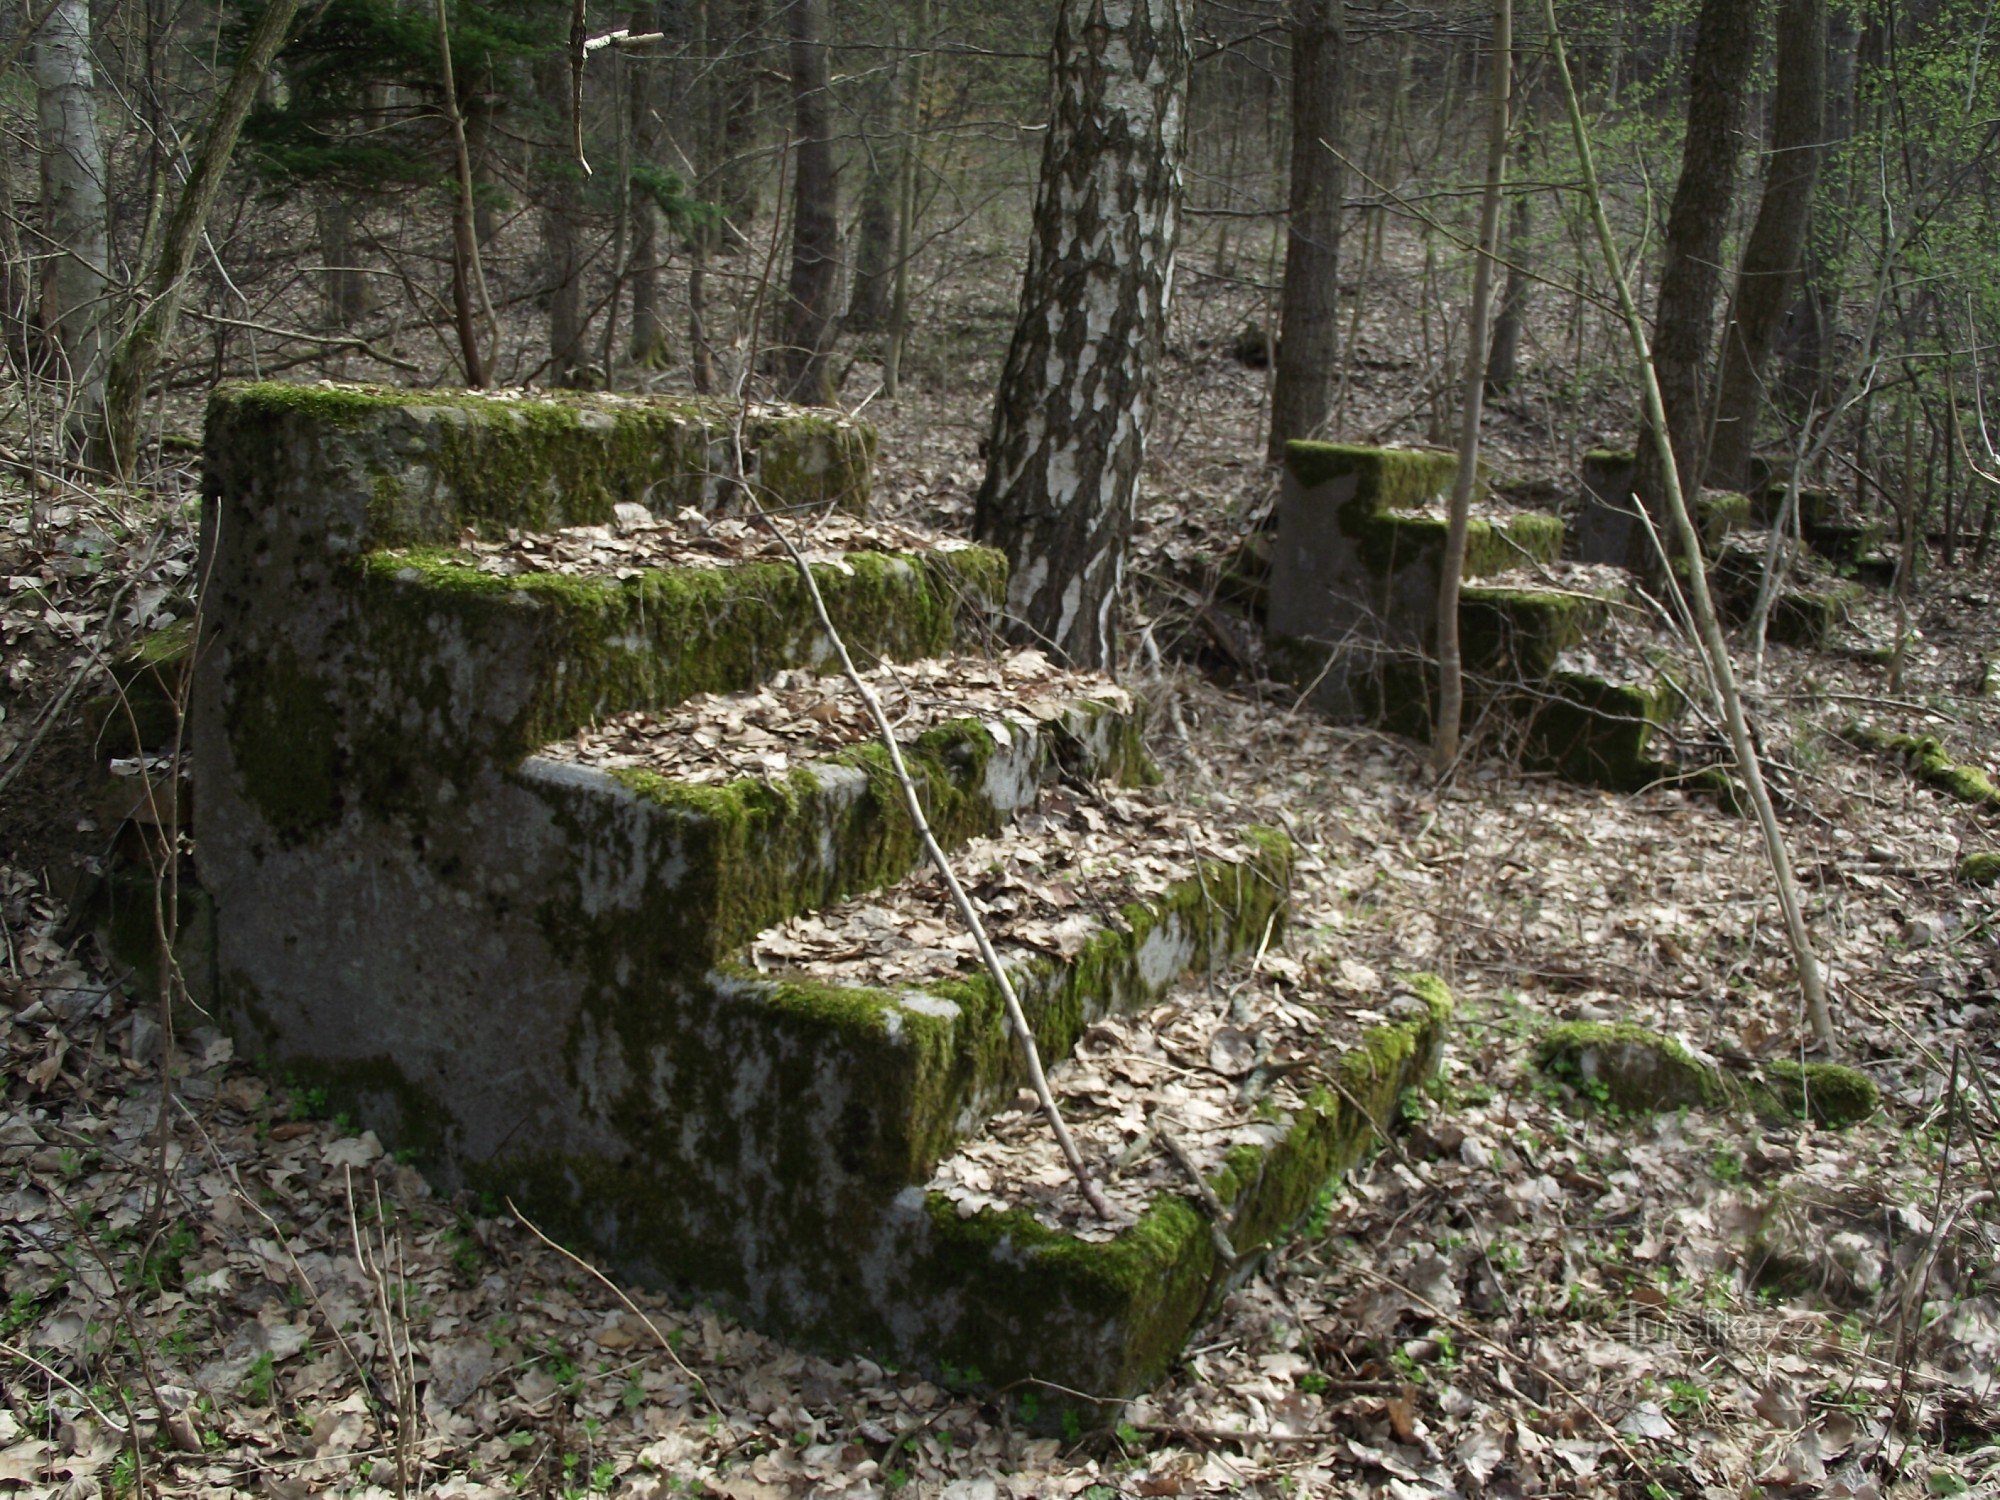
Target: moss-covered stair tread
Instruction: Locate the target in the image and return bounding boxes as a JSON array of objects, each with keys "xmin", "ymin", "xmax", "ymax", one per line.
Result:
[
  {"xmin": 894, "ymin": 972, "xmax": 1454, "ymax": 1398},
  {"xmin": 513, "ymin": 687, "xmax": 1155, "ymax": 967}
]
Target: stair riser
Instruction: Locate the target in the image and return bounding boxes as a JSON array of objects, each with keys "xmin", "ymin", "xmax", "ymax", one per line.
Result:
[
  {"xmin": 485, "ymin": 976, "xmax": 1449, "ymax": 1406},
  {"xmin": 205, "ymin": 382, "xmax": 874, "ymax": 551},
  {"xmin": 216, "ymin": 833, "xmax": 1292, "ymax": 1369},
  {"xmin": 519, "ymin": 701, "xmax": 1149, "ymax": 967}
]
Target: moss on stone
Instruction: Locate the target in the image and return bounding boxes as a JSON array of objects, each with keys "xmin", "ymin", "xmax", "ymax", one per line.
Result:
[
  {"xmin": 1845, "ymin": 725, "xmax": 2000, "ymax": 808},
  {"xmin": 1538, "ymin": 1022, "xmax": 1725, "ymax": 1112},
  {"xmin": 1521, "ymin": 669, "xmax": 1675, "ymax": 791},
  {"xmin": 902, "ymin": 970, "xmax": 1452, "ymax": 1402},
  {"xmin": 354, "ymin": 544, "xmax": 1007, "ymax": 766},
  {"xmin": 85, "ymin": 618, "xmax": 195, "ymax": 754},
  {"xmin": 1284, "ymin": 441, "xmax": 1458, "ymax": 509},
  {"xmin": 227, "ymin": 645, "xmax": 344, "ymax": 844},
  {"xmin": 206, "ymin": 381, "xmax": 876, "ymax": 548},
  {"xmin": 1959, "ymin": 851, "xmax": 2000, "ymax": 885},
  {"xmin": 1459, "ymin": 587, "xmax": 1607, "ymax": 681},
  {"xmin": 1762, "ymin": 1060, "xmax": 1878, "ymax": 1128},
  {"xmin": 1695, "ymin": 490, "xmax": 1752, "ymax": 544},
  {"xmin": 1540, "ymin": 1022, "xmax": 1878, "ymax": 1128}
]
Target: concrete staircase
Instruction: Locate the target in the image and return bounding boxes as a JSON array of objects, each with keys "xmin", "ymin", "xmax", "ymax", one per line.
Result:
[
  {"xmin": 1265, "ymin": 441, "xmax": 1685, "ymax": 789},
  {"xmin": 190, "ymin": 384, "xmax": 1447, "ymax": 1407}
]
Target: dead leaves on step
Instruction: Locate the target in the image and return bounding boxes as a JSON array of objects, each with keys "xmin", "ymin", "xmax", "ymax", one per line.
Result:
[
  {"xmin": 748, "ymin": 786, "xmax": 1232, "ymax": 989},
  {"xmin": 459, "ymin": 508, "xmax": 971, "ymax": 580},
  {"xmin": 544, "ymin": 650, "xmax": 1128, "ymax": 784}
]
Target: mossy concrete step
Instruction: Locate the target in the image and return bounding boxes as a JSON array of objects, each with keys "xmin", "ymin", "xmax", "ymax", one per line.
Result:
[
  {"xmin": 1538, "ymin": 1021, "xmax": 1878, "ymax": 1128},
  {"xmin": 1307, "ymin": 570, "xmax": 1681, "ymax": 791},
  {"xmin": 342, "ymin": 544, "xmax": 1008, "ymax": 784},
  {"xmin": 283, "ymin": 830, "xmax": 1297, "ymax": 1396},
  {"xmin": 1267, "ymin": 441, "xmax": 1564, "ymax": 716},
  {"xmin": 205, "ymin": 381, "xmax": 874, "ymax": 547},
  {"xmin": 513, "ymin": 693, "xmax": 1151, "ymax": 969},
  {"xmin": 1570, "ymin": 452, "xmax": 1746, "ymax": 572},
  {"xmin": 868, "ymin": 975, "xmax": 1453, "ymax": 1403},
  {"xmin": 1704, "ymin": 541, "xmax": 1864, "ymax": 648},
  {"xmin": 1842, "ymin": 724, "xmax": 2000, "ymax": 809}
]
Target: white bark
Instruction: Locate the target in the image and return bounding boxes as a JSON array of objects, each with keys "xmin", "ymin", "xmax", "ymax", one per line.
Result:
[{"xmin": 35, "ymin": 0, "xmax": 107, "ymax": 416}]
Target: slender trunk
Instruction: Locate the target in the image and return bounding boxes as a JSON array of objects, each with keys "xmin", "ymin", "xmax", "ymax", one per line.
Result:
[
  {"xmin": 627, "ymin": 7, "xmax": 670, "ymax": 367},
  {"xmin": 779, "ymin": 0, "xmax": 840, "ymax": 405},
  {"xmin": 713, "ymin": 0, "xmax": 763, "ymax": 240},
  {"xmin": 884, "ymin": 0, "xmax": 929, "ymax": 398},
  {"xmin": 1631, "ymin": 0, "xmax": 1765, "ymax": 526},
  {"xmin": 1706, "ymin": 0, "xmax": 1828, "ymax": 489},
  {"xmin": 1484, "ymin": 107, "xmax": 1533, "ymax": 396},
  {"xmin": 538, "ymin": 56, "xmax": 589, "ymax": 387},
  {"xmin": 1266, "ymin": 0, "xmax": 1348, "ymax": 460},
  {"xmin": 1547, "ymin": 0, "xmax": 1833, "ymax": 1052},
  {"xmin": 846, "ymin": 140, "xmax": 896, "ymax": 334},
  {"xmin": 316, "ymin": 195, "xmax": 375, "ymax": 329},
  {"xmin": 974, "ymin": 0, "xmax": 1192, "ymax": 668},
  {"xmin": 98, "ymin": 0, "xmax": 303, "ymax": 474},
  {"xmin": 35, "ymin": 0, "xmax": 109, "ymax": 433},
  {"xmin": 434, "ymin": 0, "xmax": 490, "ymax": 387},
  {"xmin": 1433, "ymin": 0, "xmax": 1511, "ymax": 772},
  {"xmin": 689, "ymin": 232, "xmax": 716, "ymax": 392}
]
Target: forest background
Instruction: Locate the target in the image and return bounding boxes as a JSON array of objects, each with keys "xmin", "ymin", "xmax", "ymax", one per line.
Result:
[{"xmin": 1, "ymin": 0, "xmax": 1998, "ymax": 1496}]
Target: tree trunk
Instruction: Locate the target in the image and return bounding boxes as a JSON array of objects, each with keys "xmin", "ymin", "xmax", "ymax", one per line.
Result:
[
  {"xmin": 435, "ymin": 0, "xmax": 491, "ymax": 388},
  {"xmin": 974, "ymin": 0, "xmax": 1192, "ymax": 668},
  {"xmin": 1266, "ymin": 0, "xmax": 1348, "ymax": 460},
  {"xmin": 711, "ymin": 0, "xmax": 763, "ymax": 240},
  {"xmin": 316, "ymin": 194, "xmax": 375, "ymax": 329},
  {"xmin": 846, "ymin": 139, "xmax": 896, "ymax": 335},
  {"xmin": 627, "ymin": 3, "xmax": 670, "ymax": 367},
  {"xmin": 1484, "ymin": 109, "xmax": 1533, "ymax": 396},
  {"xmin": 537, "ymin": 56, "xmax": 588, "ymax": 388},
  {"xmin": 34, "ymin": 0, "xmax": 109, "ymax": 429},
  {"xmin": 1433, "ymin": 0, "xmax": 1511, "ymax": 772},
  {"xmin": 98, "ymin": 0, "xmax": 302, "ymax": 473},
  {"xmin": 779, "ymin": 0, "xmax": 840, "ymax": 405},
  {"xmin": 884, "ymin": 0, "xmax": 930, "ymax": 398},
  {"xmin": 1631, "ymin": 0, "xmax": 1765, "ymax": 522},
  {"xmin": 1705, "ymin": 0, "xmax": 1827, "ymax": 489}
]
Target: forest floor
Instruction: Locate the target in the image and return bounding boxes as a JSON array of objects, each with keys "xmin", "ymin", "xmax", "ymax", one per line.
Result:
[{"xmin": 1, "ymin": 253, "xmax": 1997, "ymax": 1500}]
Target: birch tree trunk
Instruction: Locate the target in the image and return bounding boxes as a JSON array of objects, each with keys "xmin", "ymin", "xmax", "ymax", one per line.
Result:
[
  {"xmin": 780, "ymin": 0, "xmax": 840, "ymax": 405},
  {"xmin": 974, "ymin": 0, "xmax": 1192, "ymax": 668},
  {"xmin": 1705, "ymin": 0, "xmax": 1828, "ymax": 489},
  {"xmin": 35, "ymin": 0, "xmax": 109, "ymax": 430},
  {"xmin": 1266, "ymin": 0, "xmax": 1348, "ymax": 460}
]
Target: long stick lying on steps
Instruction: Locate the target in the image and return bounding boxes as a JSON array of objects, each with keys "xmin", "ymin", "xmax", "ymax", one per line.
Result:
[
  {"xmin": 743, "ymin": 502, "xmax": 1115, "ymax": 1221},
  {"xmin": 1543, "ymin": 0, "xmax": 1835, "ymax": 1052}
]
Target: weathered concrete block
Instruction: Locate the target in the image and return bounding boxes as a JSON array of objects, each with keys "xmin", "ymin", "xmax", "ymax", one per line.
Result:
[
  {"xmin": 1266, "ymin": 441, "xmax": 1561, "ymax": 715},
  {"xmin": 193, "ymin": 382, "xmax": 1399, "ymax": 1403}
]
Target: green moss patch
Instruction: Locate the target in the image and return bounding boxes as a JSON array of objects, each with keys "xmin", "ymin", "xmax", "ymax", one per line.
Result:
[
  {"xmin": 1538, "ymin": 1022, "xmax": 1877, "ymax": 1127},
  {"xmin": 528, "ymin": 703, "xmax": 1143, "ymax": 969},
  {"xmin": 355, "ymin": 545, "xmax": 1007, "ymax": 768},
  {"xmin": 1959, "ymin": 851, "xmax": 2000, "ymax": 885},
  {"xmin": 1844, "ymin": 725, "xmax": 2000, "ymax": 809},
  {"xmin": 1283, "ymin": 442, "xmax": 1457, "ymax": 507},
  {"xmin": 905, "ymin": 973, "xmax": 1452, "ymax": 1402},
  {"xmin": 206, "ymin": 381, "xmax": 875, "ymax": 549}
]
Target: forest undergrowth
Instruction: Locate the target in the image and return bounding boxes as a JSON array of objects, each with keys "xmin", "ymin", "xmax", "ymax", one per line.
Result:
[{"xmin": 1, "ymin": 242, "xmax": 1997, "ymax": 1499}]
